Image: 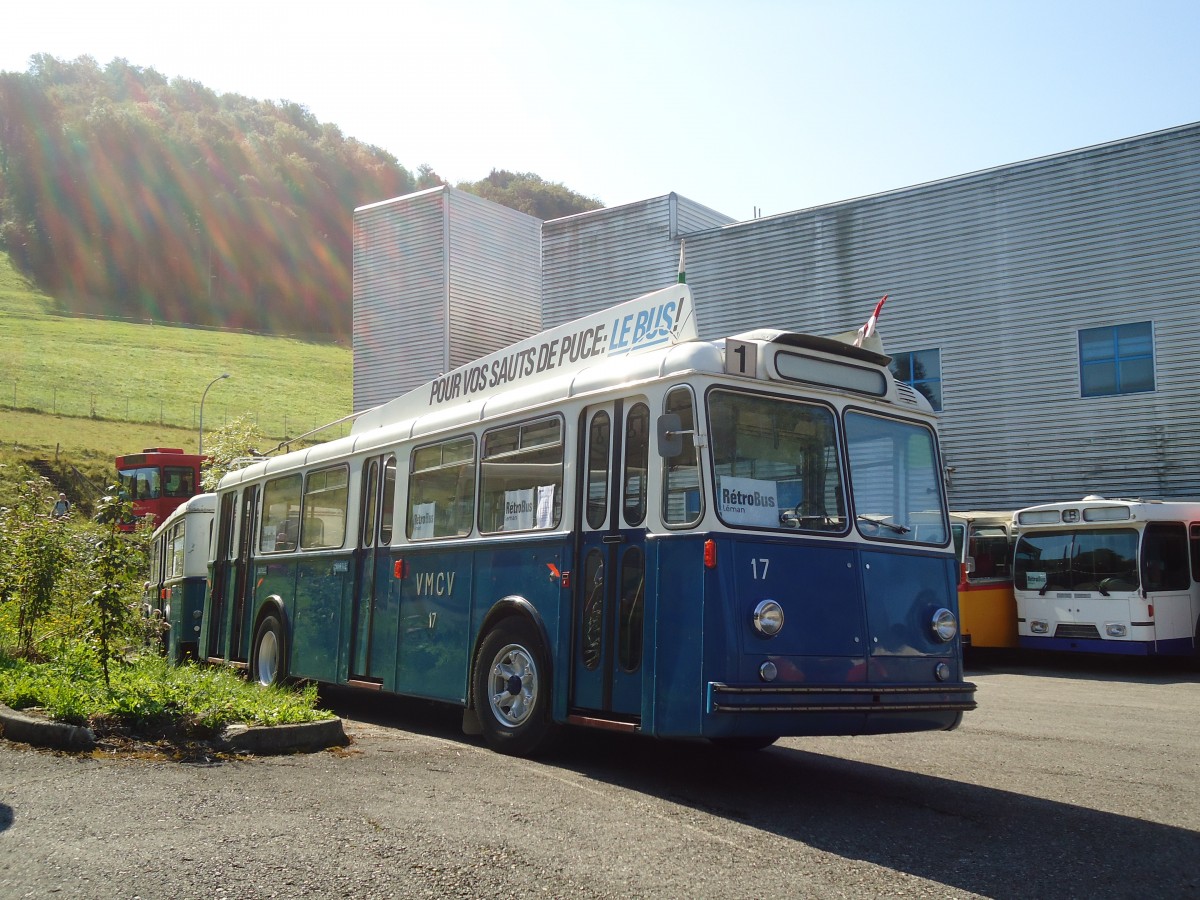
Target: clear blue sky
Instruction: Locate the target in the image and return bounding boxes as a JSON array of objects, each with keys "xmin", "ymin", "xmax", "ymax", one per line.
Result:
[{"xmin": 6, "ymin": 0, "xmax": 1198, "ymax": 220}]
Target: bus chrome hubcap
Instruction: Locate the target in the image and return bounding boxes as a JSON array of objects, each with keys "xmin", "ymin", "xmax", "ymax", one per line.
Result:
[
  {"xmin": 257, "ymin": 631, "xmax": 278, "ymax": 685},
  {"xmin": 487, "ymin": 643, "xmax": 537, "ymax": 727}
]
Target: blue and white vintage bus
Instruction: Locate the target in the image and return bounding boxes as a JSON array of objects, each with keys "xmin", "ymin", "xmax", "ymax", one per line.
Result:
[
  {"xmin": 1013, "ymin": 497, "xmax": 1200, "ymax": 657},
  {"xmin": 146, "ymin": 492, "xmax": 216, "ymax": 663},
  {"xmin": 199, "ymin": 282, "xmax": 975, "ymax": 755}
]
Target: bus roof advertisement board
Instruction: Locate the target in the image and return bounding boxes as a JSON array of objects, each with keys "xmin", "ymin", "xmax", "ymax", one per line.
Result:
[{"xmin": 353, "ymin": 284, "xmax": 697, "ymax": 434}]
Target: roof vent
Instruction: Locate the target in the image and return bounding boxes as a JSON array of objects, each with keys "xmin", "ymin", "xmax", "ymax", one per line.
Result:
[
  {"xmin": 1082, "ymin": 494, "xmax": 1107, "ymax": 501},
  {"xmin": 895, "ymin": 383, "xmax": 920, "ymax": 405}
]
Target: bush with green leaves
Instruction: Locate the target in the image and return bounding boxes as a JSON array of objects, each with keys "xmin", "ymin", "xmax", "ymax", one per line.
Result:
[
  {"xmin": 201, "ymin": 415, "xmax": 268, "ymax": 491},
  {"xmin": 0, "ymin": 471, "xmax": 74, "ymax": 657},
  {"xmin": 88, "ymin": 488, "xmax": 150, "ymax": 687},
  {"xmin": 0, "ymin": 463, "xmax": 328, "ymax": 732},
  {"xmin": 0, "ymin": 650, "xmax": 327, "ymax": 731}
]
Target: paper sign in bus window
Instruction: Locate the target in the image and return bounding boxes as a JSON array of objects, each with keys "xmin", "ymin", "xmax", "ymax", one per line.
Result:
[
  {"xmin": 536, "ymin": 485, "xmax": 556, "ymax": 529},
  {"xmin": 504, "ymin": 488, "xmax": 536, "ymax": 531},
  {"xmin": 1025, "ymin": 571, "xmax": 1047, "ymax": 589},
  {"xmin": 718, "ymin": 476, "xmax": 780, "ymax": 527},
  {"xmin": 412, "ymin": 502, "xmax": 436, "ymax": 539}
]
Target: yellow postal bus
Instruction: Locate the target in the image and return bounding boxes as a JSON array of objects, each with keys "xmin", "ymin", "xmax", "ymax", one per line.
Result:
[{"xmin": 950, "ymin": 511, "xmax": 1018, "ymax": 649}]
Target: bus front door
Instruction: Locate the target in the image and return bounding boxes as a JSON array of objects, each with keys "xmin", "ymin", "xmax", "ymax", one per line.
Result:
[
  {"xmin": 227, "ymin": 485, "xmax": 258, "ymax": 661},
  {"xmin": 205, "ymin": 491, "xmax": 237, "ymax": 661},
  {"xmin": 350, "ymin": 455, "xmax": 398, "ymax": 685},
  {"xmin": 572, "ymin": 399, "xmax": 650, "ymax": 720}
]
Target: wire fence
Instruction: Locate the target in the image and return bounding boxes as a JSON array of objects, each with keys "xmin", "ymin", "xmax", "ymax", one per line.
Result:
[{"xmin": 1, "ymin": 382, "xmax": 353, "ymax": 444}]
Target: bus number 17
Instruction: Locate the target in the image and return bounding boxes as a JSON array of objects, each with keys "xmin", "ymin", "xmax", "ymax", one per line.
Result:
[{"xmin": 750, "ymin": 558, "xmax": 770, "ymax": 580}]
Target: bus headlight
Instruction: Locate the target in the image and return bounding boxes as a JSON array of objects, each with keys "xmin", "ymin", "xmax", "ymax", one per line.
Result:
[
  {"xmin": 1105, "ymin": 623, "xmax": 1127, "ymax": 637},
  {"xmin": 752, "ymin": 600, "xmax": 785, "ymax": 636},
  {"xmin": 1031, "ymin": 620, "xmax": 1049, "ymax": 634},
  {"xmin": 931, "ymin": 608, "xmax": 958, "ymax": 642}
]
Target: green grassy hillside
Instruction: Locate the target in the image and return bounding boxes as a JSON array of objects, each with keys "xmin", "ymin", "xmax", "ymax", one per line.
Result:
[{"xmin": 0, "ymin": 249, "xmax": 352, "ymax": 487}]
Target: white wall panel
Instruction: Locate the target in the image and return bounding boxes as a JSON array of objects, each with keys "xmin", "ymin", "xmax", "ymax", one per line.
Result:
[{"xmin": 353, "ymin": 187, "xmax": 541, "ymax": 412}]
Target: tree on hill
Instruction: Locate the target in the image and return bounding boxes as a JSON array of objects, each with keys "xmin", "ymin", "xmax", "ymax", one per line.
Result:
[
  {"xmin": 0, "ymin": 55, "xmax": 603, "ymax": 343},
  {"xmin": 457, "ymin": 170, "xmax": 602, "ymax": 220}
]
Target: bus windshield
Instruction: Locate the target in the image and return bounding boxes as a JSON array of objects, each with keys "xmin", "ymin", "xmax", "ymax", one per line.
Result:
[
  {"xmin": 119, "ymin": 466, "xmax": 161, "ymax": 500},
  {"xmin": 709, "ymin": 390, "xmax": 846, "ymax": 532},
  {"xmin": 1014, "ymin": 528, "xmax": 1139, "ymax": 592},
  {"xmin": 844, "ymin": 411, "xmax": 947, "ymax": 544}
]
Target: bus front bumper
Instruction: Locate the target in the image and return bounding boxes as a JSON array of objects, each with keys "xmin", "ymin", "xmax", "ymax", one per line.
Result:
[{"xmin": 707, "ymin": 681, "xmax": 978, "ymax": 716}]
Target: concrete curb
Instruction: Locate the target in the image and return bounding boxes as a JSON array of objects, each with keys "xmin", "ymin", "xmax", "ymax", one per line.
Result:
[
  {"xmin": 0, "ymin": 702, "xmax": 346, "ymax": 755},
  {"xmin": 219, "ymin": 717, "xmax": 348, "ymax": 755},
  {"xmin": 0, "ymin": 703, "xmax": 96, "ymax": 751}
]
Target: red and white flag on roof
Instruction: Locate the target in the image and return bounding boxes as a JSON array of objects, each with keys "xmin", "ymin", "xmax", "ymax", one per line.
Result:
[{"xmin": 852, "ymin": 295, "xmax": 887, "ymax": 348}]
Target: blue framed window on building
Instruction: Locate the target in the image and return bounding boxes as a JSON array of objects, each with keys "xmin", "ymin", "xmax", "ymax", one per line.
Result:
[
  {"xmin": 890, "ymin": 349, "xmax": 942, "ymax": 411},
  {"xmin": 1078, "ymin": 322, "xmax": 1155, "ymax": 397}
]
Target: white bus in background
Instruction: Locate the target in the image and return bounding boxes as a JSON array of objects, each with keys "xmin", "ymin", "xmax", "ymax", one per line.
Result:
[
  {"xmin": 1012, "ymin": 497, "xmax": 1200, "ymax": 657},
  {"xmin": 146, "ymin": 493, "xmax": 216, "ymax": 662}
]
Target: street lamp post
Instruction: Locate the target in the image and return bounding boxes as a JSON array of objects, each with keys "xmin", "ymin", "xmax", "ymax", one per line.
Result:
[{"xmin": 198, "ymin": 373, "xmax": 231, "ymax": 455}]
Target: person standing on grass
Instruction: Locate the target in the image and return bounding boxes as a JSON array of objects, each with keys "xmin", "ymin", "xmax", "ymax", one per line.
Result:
[{"xmin": 52, "ymin": 493, "xmax": 70, "ymax": 518}]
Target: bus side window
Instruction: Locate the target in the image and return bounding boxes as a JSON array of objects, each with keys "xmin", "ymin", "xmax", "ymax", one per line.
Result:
[
  {"xmin": 1190, "ymin": 524, "xmax": 1200, "ymax": 583},
  {"xmin": 1142, "ymin": 522, "xmax": 1189, "ymax": 592},
  {"xmin": 380, "ymin": 456, "xmax": 397, "ymax": 545},
  {"xmin": 479, "ymin": 418, "xmax": 563, "ymax": 534},
  {"xmin": 409, "ymin": 437, "xmax": 475, "ymax": 540},
  {"xmin": 260, "ymin": 474, "xmax": 303, "ymax": 553},
  {"xmin": 623, "ymin": 403, "xmax": 649, "ymax": 527},
  {"xmin": 662, "ymin": 387, "xmax": 702, "ymax": 527},
  {"xmin": 301, "ymin": 466, "xmax": 348, "ymax": 550}
]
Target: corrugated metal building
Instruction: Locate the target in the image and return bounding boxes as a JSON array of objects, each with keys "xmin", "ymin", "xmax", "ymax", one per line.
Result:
[
  {"xmin": 352, "ymin": 186, "xmax": 541, "ymax": 412},
  {"xmin": 541, "ymin": 193, "xmax": 734, "ymax": 323},
  {"xmin": 354, "ymin": 123, "xmax": 1200, "ymax": 509}
]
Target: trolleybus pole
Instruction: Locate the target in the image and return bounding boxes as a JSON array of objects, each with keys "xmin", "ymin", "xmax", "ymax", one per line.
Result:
[{"xmin": 198, "ymin": 373, "xmax": 230, "ymax": 455}]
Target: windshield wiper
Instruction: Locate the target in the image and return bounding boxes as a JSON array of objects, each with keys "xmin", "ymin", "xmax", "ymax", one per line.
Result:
[
  {"xmin": 779, "ymin": 509, "xmax": 845, "ymax": 529},
  {"xmin": 856, "ymin": 514, "xmax": 910, "ymax": 535}
]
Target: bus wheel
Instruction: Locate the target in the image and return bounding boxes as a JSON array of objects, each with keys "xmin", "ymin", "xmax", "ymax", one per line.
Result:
[
  {"xmin": 252, "ymin": 614, "xmax": 286, "ymax": 687},
  {"xmin": 709, "ymin": 735, "xmax": 778, "ymax": 752},
  {"xmin": 473, "ymin": 617, "xmax": 558, "ymax": 757}
]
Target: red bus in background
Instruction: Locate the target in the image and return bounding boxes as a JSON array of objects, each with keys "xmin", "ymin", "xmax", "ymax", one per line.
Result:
[{"xmin": 115, "ymin": 448, "xmax": 206, "ymax": 531}]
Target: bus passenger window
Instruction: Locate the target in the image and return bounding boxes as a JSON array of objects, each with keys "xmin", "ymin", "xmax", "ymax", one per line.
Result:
[
  {"xmin": 586, "ymin": 412, "xmax": 611, "ymax": 529},
  {"xmin": 662, "ymin": 387, "xmax": 702, "ymax": 527},
  {"xmin": 170, "ymin": 522, "xmax": 186, "ymax": 577},
  {"xmin": 409, "ymin": 437, "xmax": 475, "ymax": 540},
  {"xmin": 480, "ymin": 418, "xmax": 563, "ymax": 533},
  {"xmin": 380, "ymin": 456, "xmax": 397, "ymax": 545},
  {"xmin": 1142, "ymin": 522, "xmax": 1190, "ymax": 592},
  {"xmin": 301, "ymin": 466, "xmax": 348, "ymax": 550},
  {"xmin": 623, "ymin": 403, "xmax": 649, "ymax": 527},
  {"xmin": 260, "ymin": 474, "xmax": 302, "ymax": 553},
  {"xmin": 361, "ymin": 459, "xmax": 380, "ymax": 548}
]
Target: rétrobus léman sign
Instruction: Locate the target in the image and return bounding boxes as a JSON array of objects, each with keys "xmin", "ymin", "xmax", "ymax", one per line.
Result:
[{"xmin": 353, "ymin": 283, "xmax": 697, "ymax": 434}]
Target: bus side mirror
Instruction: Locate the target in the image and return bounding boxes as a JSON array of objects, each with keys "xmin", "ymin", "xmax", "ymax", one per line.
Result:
[
  {"xmin": 964, "ymin": 556, "xmax": 976, "ymax": 575},
  {"xmin": 657, "ymin": 413, "xmax": 683, "ymax": 458}
]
